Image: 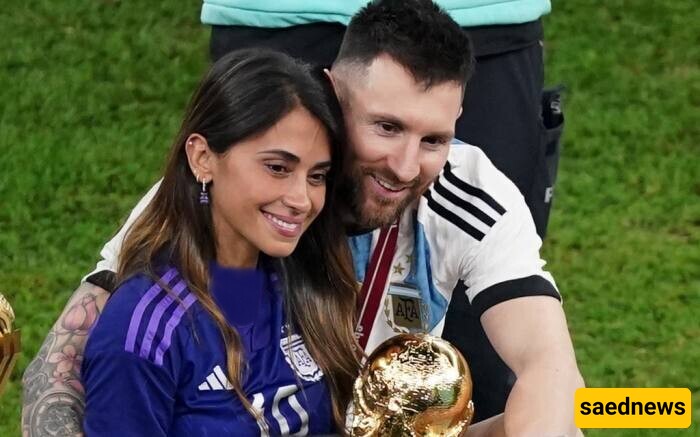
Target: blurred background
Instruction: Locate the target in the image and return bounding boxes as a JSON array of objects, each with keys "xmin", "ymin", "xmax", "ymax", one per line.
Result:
[{"xmin": 1, "ymin": 0, "xmax": 698, "ymax": 435}]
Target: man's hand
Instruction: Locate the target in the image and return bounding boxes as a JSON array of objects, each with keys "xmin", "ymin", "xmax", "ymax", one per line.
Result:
[
  {"xmin": 22, "ymin": 282, "xmax": 109, "ymax": 437},
  {"xmin": 482, "ymin": 295, "xmax": 585, "ymax": 437}
]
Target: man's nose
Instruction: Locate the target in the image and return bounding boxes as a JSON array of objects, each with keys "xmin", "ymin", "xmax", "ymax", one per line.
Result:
[{"xmin": 386, "ymin": 137, "xmax": 420, "ymax": 183}]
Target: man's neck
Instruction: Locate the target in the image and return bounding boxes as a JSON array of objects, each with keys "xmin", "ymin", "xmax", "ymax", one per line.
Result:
[{"xmin": 340, "ymin": 204, "xmax": 375, "ymax": 236}]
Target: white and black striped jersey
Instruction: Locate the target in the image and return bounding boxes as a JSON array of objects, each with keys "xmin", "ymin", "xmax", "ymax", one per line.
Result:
[{"xmin": 347, "ymin": 141, "xmax": 559, "ymax": 352}]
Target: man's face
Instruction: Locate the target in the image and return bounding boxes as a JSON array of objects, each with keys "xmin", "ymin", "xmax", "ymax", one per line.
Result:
[{"xmin": 334, "ymin": 55, "xmax": 463, "ymax": 230}]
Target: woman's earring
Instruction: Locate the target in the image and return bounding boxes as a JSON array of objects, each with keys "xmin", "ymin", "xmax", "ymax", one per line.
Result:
[{"xmin": 199, "ymin": 178, "xmax": 209, "ymax": 205}]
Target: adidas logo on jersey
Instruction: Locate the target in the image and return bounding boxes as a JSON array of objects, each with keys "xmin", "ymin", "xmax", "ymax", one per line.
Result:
[{"xmin": 198, "ymin": 365, "xmax": 233, "ymax": 391}]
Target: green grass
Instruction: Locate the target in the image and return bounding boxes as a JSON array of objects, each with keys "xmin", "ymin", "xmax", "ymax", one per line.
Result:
[
  {"xmin": 1, "ymin": 0, "xmax": 698, "ymax": 435},
  {"xmin": 543, "ymin": 1, "xmax": 700, "ymax": 435}
]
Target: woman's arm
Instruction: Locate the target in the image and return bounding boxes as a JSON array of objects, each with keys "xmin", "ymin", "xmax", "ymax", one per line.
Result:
[
  {"xmin": 81, "ymin": 279, "xmax": 179, "ymax": 436},
  {"xmin": 82, "ymin": 348, "xmax": 176, "ymax": 436}
]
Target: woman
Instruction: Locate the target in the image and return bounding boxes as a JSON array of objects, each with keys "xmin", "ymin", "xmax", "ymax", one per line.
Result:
[{"xmin": 82, "ymin": 49, "xmax": 360, "ymax": 436}]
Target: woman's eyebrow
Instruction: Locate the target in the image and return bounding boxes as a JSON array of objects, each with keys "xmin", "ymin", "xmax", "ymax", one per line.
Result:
[
  {"xmin": 257, "ymin": 149, "xmax": 299, "ymax": 162},
  {"xmin": 258, "ymin": 149, "xmax": 332, "ymax": 169},
  {"xmin": 312, "ymin": 161, "xmax": 332, "ymax": 170}
]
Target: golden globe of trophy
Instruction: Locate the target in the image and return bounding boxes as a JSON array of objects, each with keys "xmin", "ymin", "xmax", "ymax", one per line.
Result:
[
  {"xmin": 351, "ymin": 333, "xmax": 474, "ymax": 436},
  {"xmin": 0, "ymin": 293, "xmax": 21, "ymax": 395}
]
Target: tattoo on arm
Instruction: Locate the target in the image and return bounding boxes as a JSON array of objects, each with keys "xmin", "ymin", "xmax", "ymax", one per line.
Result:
[{"xmin": 22, "ymin": 282, "xmax": 109, "ymax": 437}]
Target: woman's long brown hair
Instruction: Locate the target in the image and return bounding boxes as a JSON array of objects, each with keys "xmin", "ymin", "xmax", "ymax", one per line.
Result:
[{"xmin": 115, "ymin": 49, "xmax": 360, "ymax": 431}]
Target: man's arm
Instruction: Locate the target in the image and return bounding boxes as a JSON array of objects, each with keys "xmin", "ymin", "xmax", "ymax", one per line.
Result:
[
  {"xmin": 464, "ymin": 412, "xmax": 506, "ymax": 437},
  {"xmin": 22, "ymin": 183, "xmax": 156, "ymax": 436},
  {"xmin": 481, "ymin": 295, "xmax": 584, "ymax": 437},
  {"xmin": 22, "ymin": 282, "xmax": 109, "ymax": 437}
]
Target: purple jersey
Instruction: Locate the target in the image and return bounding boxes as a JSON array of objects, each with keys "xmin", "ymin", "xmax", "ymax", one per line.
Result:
[{"xmin": 82, "ymin": 264, "xmax": 333, "ymax": 436}]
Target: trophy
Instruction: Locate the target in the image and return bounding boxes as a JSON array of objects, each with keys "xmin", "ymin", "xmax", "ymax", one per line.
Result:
[
  {"xmin": 351, "ymin": 334, "xmax": 474, "ymax": 436},
  {"xmin": 0, "ymin": 293, "xmax": 21, "ymax": 395}
]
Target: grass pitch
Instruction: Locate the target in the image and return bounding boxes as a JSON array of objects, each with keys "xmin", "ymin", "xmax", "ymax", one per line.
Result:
[{"xmin": 1, "ymin": 1, "xmax": 698, "ymax": 435}]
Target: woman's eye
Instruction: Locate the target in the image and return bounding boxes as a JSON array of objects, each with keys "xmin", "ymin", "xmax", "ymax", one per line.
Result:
[
  {"xmin": 265, "ymin": 164, "xmax": 289, "ymax": 175},
  {"xmin": 308, "ymin": 173, "xmax": 328, "ymax": 185}
]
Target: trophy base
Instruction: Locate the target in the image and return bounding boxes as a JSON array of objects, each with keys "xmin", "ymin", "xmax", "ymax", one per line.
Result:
[{"xmin": 0, "ymin": 329, "xmax": 21, "ymax": 394}]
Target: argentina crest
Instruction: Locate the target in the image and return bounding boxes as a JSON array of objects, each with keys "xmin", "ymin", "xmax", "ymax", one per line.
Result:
[
  {"xmin": 384, "ymin": 282, "xmax": 429, "ymax": 334},
  {"xmin": 280, "ymin": 325, "xmax": 323, "ymax": 382}
]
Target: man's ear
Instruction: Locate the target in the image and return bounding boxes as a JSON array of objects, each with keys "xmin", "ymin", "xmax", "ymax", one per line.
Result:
[
  {"xmin": 323, "ymin": 67, "xmax": 333, "ymax": 83},
  {"xmin": 185, "ymin": 134, "xmax": 215, "ymax": 183},
  {"xmin": 323, "ymin": 68, "xmax": 338, "ymax": 95},
  {"xmin": 457, "ymin": 106, "xmax": 463, "ymax": 119},
  {"xmin": 325, "ymin": 67, "xmax": 354, "ymax": 107}
]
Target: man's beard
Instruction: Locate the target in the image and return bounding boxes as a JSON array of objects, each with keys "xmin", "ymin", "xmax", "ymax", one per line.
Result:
[{"xmin": 344, "ymin": 165, "xmax": 422, "ymax": 231}]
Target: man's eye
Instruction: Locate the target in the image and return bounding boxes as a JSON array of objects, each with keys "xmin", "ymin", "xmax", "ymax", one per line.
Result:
[
  {"xmin": 423, "ymin": 136, "xmax": 448, "ymax": 148},
  {"xmin": 377, "ymin": 122, "xmax": 399, "ymax": 134}
]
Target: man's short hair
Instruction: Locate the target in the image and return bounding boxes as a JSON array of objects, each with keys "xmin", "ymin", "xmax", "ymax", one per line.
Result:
[{"xmin": 334, "ymin": 0, "xmax": 474, "ymax": 88}]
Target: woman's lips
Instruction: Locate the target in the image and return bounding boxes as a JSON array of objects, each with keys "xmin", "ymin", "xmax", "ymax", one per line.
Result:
[{"xmin": 262, "ymin": 211, "xmax": 303, "ymax": 238}]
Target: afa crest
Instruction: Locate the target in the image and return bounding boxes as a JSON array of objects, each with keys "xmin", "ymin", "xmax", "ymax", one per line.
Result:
[{"xmin": 280, "ymin": 326, "xmax": 323, "ymax": 382}]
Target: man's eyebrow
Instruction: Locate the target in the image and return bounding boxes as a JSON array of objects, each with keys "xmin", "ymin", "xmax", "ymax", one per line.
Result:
[
  {"xmin": 368, "ymin": 113, "xmax": 406, "ymax": 129},
  {"xmin": 370, "ymin": 112, "xmax": 454, "ymax": 139},
  {"xmin": 425, "ymin": 130, "xmax": 455, "ymax": 140}
]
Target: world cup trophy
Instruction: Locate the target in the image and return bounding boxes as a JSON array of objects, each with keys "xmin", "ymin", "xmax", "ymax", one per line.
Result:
[
  {"xmin": 351, "ymin": 334, "xmax": 474, "ymax": 436},
  {"xmin": 0, "ymin": 293, "xmax": 21, "ymax": 395}
]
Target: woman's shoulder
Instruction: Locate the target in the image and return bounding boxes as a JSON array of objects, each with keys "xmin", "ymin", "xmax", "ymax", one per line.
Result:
[{"xmin": 87, "ymin": 266, "xmax": 201, "ymax": 365}]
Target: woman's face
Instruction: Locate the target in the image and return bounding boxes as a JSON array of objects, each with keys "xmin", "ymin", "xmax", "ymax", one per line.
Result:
[{"xmin": 208, "ymin": 106, "xmax": 332, "ymax": 267}]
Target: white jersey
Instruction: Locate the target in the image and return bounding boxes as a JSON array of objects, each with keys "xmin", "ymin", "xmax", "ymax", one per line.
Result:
[{"xmin": 86, "ymin": 142, "xmax": 558, "ymax": 354}]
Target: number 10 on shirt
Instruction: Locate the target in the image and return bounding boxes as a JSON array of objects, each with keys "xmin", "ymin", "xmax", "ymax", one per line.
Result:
[{"xmin": 252, "ymin": 385, "xmax": 310, "ymax": 436}]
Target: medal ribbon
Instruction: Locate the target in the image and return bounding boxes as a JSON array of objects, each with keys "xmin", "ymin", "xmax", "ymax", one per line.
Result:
[{"xmin": 355, "ymin": 223, "xmax": 399, "ymax": 350}]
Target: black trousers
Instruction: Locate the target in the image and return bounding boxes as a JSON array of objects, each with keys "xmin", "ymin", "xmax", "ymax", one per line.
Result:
[{"xmin": 211, "ymin": 22, "xmax": 561, "ymax": 421}]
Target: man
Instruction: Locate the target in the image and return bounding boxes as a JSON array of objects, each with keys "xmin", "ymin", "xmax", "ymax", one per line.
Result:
[
  {"xmin": 23, "ymin": 1, "xmax": 583, "ymax": 435},
  {"xmin": 206, "ymin": 0, "xmax": 560, "ymax": 419}
]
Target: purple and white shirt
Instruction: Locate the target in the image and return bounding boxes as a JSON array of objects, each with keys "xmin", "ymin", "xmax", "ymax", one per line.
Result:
[{"xmin": 82, "ymin": 263, "xmax": 333, "ymax": 436}]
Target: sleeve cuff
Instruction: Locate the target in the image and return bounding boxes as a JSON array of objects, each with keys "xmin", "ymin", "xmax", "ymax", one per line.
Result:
[
  {"xmin": 471, "ymin": 274, "xmax": 560, "ymax": 317},
  {"xmin": 85, "ymin": 270, "xmax": 117, "ymax": 293}
]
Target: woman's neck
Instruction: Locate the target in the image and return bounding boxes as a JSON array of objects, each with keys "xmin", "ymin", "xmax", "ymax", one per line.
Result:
[
  {"xmin": 213, "ymin": 216, "xmax": 260, "ymax": 269},
  {"xmin": 215, "ymin": 235, "xmax": 259, "ymax": 269},
  {"xmin": 216, "ymin": 248, "xmax": 259, "ymax": 269}
]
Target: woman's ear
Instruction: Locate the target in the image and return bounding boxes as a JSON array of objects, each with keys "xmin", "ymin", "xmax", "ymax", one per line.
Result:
[{"xmin": 185, "ymin": 134, "xmax": 214, "ymax": 183}]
